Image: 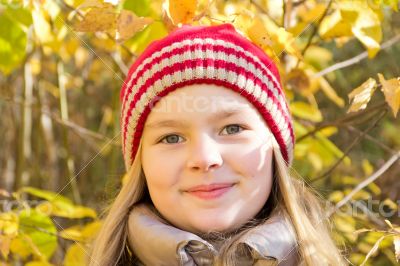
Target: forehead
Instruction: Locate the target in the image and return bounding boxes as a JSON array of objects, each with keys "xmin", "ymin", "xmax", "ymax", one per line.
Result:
[{"xmin": 147, "ymin": 84, "xmax": 253, "ymax": 117}]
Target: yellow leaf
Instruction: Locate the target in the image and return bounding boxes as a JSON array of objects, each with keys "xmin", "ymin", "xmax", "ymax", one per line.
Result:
[
  {"xmin": 80, "ymin": 221, "xmax": 102, "ymax": 240},
  {"xmin": 60, "ymin": 227, "xmax": 85, "ymax": 242},
  {"xmin": 74, "ymin": 4, "xmax": 117, "ymax": 34},
  {"xmin": 304, "ymin": 45, "xmax": 333, "ymax": 68},
  {"xmin": 286, "ymin": 68, "xmax": 310, "ymax": 91},
  {"xmin": 395, "ymin": 236, "xmax": 400, "ymax": 262},
  {"xmin": 246, "ymin": 17, "xmax": 278, "ymax": 62},
  {"xmin": 297, "ymin": 3, "xmax": 327, "ymax": 23},
  {"xmin": 319, "ymin": 9, "xmax": 353, "ymax": 39},
  {"xmin": 328, "ymin": 191, "xmax": 344, "ymax": 203},
  {"xmin": 247, "ymin": 18, "xmax": 273, "ymax": 50},
  {"xmin": 274, "ymin": 27, "xmax": 303, "ymax": 59},
  {"xmin": 318, "ymin": 77, "xmax": 345, "ymax": 107},
  {"xmin": 378, "ymin": 73, "xmax": 400, "ymax": 117},
  {"xmin": 32, "ymin": 8, "xmax": 53, "ymax": 44},
  {"xmin": 362, "ymin": 159, "xmax": 374, "ymax": 176},
  {"xmin": 10, "ymin": 237, "xmax": 31, "ymax": 260},
  {"xmin": 351, "ymin": 190, "xmax": 370, "ymax": 200},
  {"xmin": 319, "ymin": 1, "xmax": 382, "ymax": 58},
  {"xmin": 64, "ymin": 243, "xmax": 87, "ymax": 266},
  {"xmin": 347, "ymin": 78, "xmax": 377, "ymax": 113},
  {"xmin": 0, "ymin": 234, "xmax": 12, "ymax": 259},
  {"xmin": 25, "ymin": 261, "xmax": 54, "ymax": 266},
  {"xmin": 76, "ymin": 0, "xmax": 104, "ymax": 10},
  {"xmin": 334, "ymin": 215, "xmax": 355, "ymax": 233},
  {"xmin": 320, "ymin": 126, "xmax": 338, "ymax": 137},
  {"xmin": 59, "ymin": 221, "xmax": 101, "ymax": 243},
  {"xmin": 0, "ymin": 212, "xmax": 18, "ymax": 236},
  {"xmin": 117, "ymin": 10, "xmax": 154, "ymax": 43},
  {"xmin": 164, "ymin": 0, "xmax": 197, "ymax": 25},
  {"xmin": 307, "ymin": 152, "xmax": 323, "ymax": 171},
  {"xmin": 248, "ymin": 17, "xmax": 302, "ymax": 60},
  {"xmin": 367, "ymin": 182, "xmax": 381, "ymax": 196},
  {"xmin": 360, "ymin": 235, "xmax": 386, "ymax": 265},
  {"xmin": 344, "ymin": 1, "xmax": 382, "ymax": 58},
  {"xmin": 290, "ymin": 101, "xmax": 322, "ymax": 122},
  {"xmin": 306, "ymin": 68, "xmax": 345, "ymax": 107},
  {"xmin": 383, "ymin": 198, "xmax": 398, "ymax": 210}
]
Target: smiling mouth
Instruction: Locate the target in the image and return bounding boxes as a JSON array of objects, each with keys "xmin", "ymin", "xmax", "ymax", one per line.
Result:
[{"xmin": 185, "ymin": 183, "xmax": 236, "ymax": 200}]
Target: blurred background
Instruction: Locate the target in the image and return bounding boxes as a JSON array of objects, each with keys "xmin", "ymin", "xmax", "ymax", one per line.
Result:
[{"xmin": 0, "ymin": 0, "xmax": 400, "ymax": 265}]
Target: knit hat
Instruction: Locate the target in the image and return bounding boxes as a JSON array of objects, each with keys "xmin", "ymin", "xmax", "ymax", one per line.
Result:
[{"xmin": 120, "ymin": 23, "xmax": 294, "ymax": 170}]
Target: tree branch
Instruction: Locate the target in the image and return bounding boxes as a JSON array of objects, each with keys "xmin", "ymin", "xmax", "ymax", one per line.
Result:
[
  {"xmin": 314, "ymin": 33, "xmax": 400, "ymax": 78},
  {"xmin": 345, "ymin": 125, "xmax": 397, "ymax": 155},
  {"xmin": 328, "ymin": 150, "xmax": 400, "ymax": 217},
  {"xmin": 310, "ymin": 108, "xmax": 388, "ymax": 183},
  {"xmin": 0, "ymin": 96, "xmax": 118, "ymax": 145},
  {"xmin": 300, "ymin": 0, "xmax": 333, "ymax": 56},
  {"xmin": 297, "ymin": 101, "xmax": 387, "ymax": 142}
]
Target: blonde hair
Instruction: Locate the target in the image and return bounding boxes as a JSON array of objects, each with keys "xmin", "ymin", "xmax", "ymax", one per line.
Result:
[{"xmin": 89, "ymin": 138, "xmax": 346, "ymax": 266}]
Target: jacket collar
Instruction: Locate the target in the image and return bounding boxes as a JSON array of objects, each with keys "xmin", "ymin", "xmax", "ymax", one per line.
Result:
[{"xmin": 127, "ymin": 204, "xmax": 298, "ymax": 265}]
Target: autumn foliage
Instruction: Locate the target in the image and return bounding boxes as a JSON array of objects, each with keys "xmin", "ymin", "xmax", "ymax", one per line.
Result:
[{"xmin": 0, "ymin": 0, "xmax": 400, "ymax": 265}]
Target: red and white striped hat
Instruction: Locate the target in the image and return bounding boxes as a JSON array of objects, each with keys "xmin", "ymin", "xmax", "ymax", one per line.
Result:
[{"xmin": 120, "ymin": 23, "xmax": 294, "ymax": 170}]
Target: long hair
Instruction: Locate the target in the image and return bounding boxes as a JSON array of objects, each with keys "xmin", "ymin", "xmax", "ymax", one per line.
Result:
[{"xmin": 88, "ymin": 138, "xmax": 346, "ymax": 265}]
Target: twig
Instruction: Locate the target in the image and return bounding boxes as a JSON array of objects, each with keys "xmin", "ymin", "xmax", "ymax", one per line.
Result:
[
  {"xmin": 314, "ymin": 33, "xmax": 400, "ymax": 78},
  {"xmin": 250, "ymin": 0, "xmax": 280, "ymax": 26},
  {"xmin": 300, "ymin": 0, "xmax": 333, "ymax": 56},
  {"xmin": 345, "ymin": 125, "xmax": 397, "ymax": 155},
  {"xmin": 57, "ymin": 61, "xmax": 82, "ymax": 206},
  {"xmin": 283, "ymin": 0, "xmax": 293, "ymax": 29},
  {"xmin": 297, "ymin": 101, "xmax": 387, "ymax": 142},
  {"xmin": 310, "ymin": 108, "xmax": 388, "ymax": 183},
  {"xmin": 351, "ymin": 201, "xmax": 385, "ymax": 227},
  {"xmin": 293, "ymin": 0, "xmax": 307, "ymax": 7},
  {"xmin": 0, "ymin": 96, "xmax": 118, "ymax": 145},
  {"xmin": 329, "ymin": 150, "xmax": 400, "ymax": 217},
  {"xmin": 111, "ymin": 52, "xmax": 128, "ymax": 76}
]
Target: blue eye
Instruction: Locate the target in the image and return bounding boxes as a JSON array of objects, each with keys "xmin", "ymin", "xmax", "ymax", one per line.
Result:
[
  {"xmin": 221, "ymin": 124, "xmax": 244, "ymax": 135},
  {"xmin": 159, "ymin": 134, "xmax": 184, "ymax": 144}
]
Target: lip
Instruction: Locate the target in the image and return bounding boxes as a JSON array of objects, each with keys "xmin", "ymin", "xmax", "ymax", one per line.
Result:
[{"xmin": 185, "ymin": 183, "xmax": 236, "ymax": 200}]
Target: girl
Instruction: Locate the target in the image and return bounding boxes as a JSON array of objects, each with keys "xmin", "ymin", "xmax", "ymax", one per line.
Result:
[{"xmin": 89, "ymin": 23, "xmax": 345, "ymax": 265}]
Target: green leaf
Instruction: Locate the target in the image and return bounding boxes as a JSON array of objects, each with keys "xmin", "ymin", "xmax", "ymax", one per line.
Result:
[
  {"xmin": 21, "ymin": 186, "xmax": 73, "ymax": 204},
  {"xmin": 123, "ymin": 0, "xmax": 151, "ymax": 17},
  {"xmin": 22, "ymin": 187, "xmax": 97, "ymax": 219},
  {"xmin": 127, "ymin": 21, "xmax": 167, "ymax": 54},
  {"xmin": 4, "ymin": 6, "xmax": 33, "ymax": 27},
  {"xmin": 18, "ymin": 210, "xmax": 57, "ymax": 260},
  {"xmin": 0, "ymin": 11, "xmax": 27, "ymax": 75}
]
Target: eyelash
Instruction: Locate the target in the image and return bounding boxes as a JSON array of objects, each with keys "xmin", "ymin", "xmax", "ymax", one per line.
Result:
[{"xmin": 157, "ymin": 124, "xmax": 246, "ymax": 144}]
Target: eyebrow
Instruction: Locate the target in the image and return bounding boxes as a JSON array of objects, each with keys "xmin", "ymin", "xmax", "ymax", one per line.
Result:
[{"xmin": 145, "ymin": 108, "xmax": 248, "ymax": 130}]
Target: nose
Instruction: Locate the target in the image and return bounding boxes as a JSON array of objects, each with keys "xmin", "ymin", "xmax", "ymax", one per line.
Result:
[{"xmin": 186, "ymin": 133, "xmax": 223, "ymax": 172}]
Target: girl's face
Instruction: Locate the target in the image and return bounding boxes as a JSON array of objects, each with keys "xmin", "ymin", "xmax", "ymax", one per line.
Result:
[{"xmin": 141, "ymin": 84, "xmax": 274, "ymax": 234}]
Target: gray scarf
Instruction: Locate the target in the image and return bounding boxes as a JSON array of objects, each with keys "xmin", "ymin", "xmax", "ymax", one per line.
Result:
[{"xmin": 127, "ymin": 204, "xmax": 299, "ymax": 266}]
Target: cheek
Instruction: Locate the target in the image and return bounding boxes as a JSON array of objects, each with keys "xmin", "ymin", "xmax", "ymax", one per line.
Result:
[
  {"xmin": 233, "ymin": 141, "xmax": 274, "ymax": 179},
  {"xmin": 141, "ymin": 147, "xmax": 183, "ymax": 190}
]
